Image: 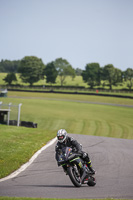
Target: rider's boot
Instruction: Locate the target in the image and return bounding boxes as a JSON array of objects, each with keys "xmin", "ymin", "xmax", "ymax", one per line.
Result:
[
  {"xmin": 62, "ymin": 166, "xmax": 68, "ymax": 175},
  {"xmin": 87, "ymin": 161, "xmax": 95, "ymax": 175}
]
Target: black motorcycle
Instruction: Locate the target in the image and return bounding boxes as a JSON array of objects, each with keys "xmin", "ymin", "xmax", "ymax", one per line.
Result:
[{"xmin": 58, "ymin": 147, "xmax": 96, "ymax": 187}]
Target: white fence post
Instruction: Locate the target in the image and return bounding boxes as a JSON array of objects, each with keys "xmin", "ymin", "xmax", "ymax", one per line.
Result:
[
  {"xmin": 17, "ymin": 103, "xmax": 22, "ymax": 126},
  {"xmin": 7, "ymin": 103, "xmax": 12, "ymax": 125},
  {"xmin": 0, "ymin": 101, "xmax": 2, "ymax": 109}
]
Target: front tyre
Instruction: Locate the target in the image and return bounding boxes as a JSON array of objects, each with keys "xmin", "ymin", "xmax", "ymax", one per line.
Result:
[{"xmin": 67, "ymin": 166, "xmax": 81, "ymax": 187}]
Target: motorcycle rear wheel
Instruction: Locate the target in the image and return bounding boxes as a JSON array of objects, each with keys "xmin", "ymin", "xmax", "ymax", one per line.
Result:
[{"xmin": 67, "ymin": 166, "xmax": 82, "ymax": 187}]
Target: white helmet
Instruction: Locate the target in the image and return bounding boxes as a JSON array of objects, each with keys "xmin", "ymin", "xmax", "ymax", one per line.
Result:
[{"xmin": 57, "ymin": 129, "xmax": 67, "ymax": 143}]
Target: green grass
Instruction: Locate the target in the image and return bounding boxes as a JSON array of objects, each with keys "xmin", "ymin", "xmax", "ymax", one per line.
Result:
[
  {"xmin": 0, "ymin": 92, "xmax": 133, "ymax": 179},
  {"xmin": 0, "ymin": 73, "xmax": 87, "ymax": 87},
  {"xmin": 1, "ymin": 94, "xmax": 133, "ymax": 136},
  {"xmin": 8, "ymin": 91, "xmax": 133, "ymax": 105},
  {"xmin": 0, "ymin": 126, "xmax": 55, "ymax": 179},
  {"xmin": 0, "ymin": 73, "xmax": 7, "ymax": 85}
]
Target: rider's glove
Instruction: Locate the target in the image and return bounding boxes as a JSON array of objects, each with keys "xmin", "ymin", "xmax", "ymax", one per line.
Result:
[
  {"xmin": 57, "ymin": 161, "xmax": 61, "ymax": 166},
  {"xmin": 82, "ymin": 152, "xmax": 87, "ymax": 158}
]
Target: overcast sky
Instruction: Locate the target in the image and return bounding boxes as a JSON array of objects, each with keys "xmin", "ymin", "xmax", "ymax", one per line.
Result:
[{"xmin": 0, "ymin": 0, "xmax": 133, "ymax": 71}]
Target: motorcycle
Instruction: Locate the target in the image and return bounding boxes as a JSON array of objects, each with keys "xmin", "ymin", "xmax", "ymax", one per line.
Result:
[{"xmin": 58, "ymin": 147, "xmax": 96, "ymax": 187}]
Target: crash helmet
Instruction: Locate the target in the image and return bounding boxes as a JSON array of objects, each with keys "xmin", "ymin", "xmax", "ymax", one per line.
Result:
[{"xmin": 57, "ymin": 129, "xmax": 67, "ymax": 143}]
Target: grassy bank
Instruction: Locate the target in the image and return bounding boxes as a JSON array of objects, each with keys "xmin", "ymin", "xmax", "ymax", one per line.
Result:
[
  {"xmin": 0, "ymin": 126, "xmax": 55, "ymax": 179},
  {"xmin": 0, "ymin": 92, "xmax": 133, "ymax": 179}
]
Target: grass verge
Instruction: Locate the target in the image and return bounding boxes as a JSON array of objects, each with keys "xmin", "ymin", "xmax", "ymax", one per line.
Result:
[{"xmin": 0, "ymin": 126, "xmax": 55, "ymax": 179}]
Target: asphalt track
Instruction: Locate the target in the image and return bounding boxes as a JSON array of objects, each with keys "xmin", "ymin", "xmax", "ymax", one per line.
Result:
[{"xmin": 0, "ymin": 134, "xmax": 133, "ymax": 199}]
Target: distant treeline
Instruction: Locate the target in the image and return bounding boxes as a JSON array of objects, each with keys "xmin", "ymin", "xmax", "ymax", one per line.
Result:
[
  {"xmin": 0, "ymin": 59, "xmax": 20, "ymax": 73},
  {"xmin": 0, "ymin": 58, "xmax": 82, "ymax": 75},
  {"xmin": 0, "ymin": 56, "xmax": 133, "ymax": 90}
]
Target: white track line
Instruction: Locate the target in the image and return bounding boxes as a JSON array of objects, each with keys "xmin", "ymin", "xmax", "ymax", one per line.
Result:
[{"xmin": 0, "ymin": 137, "xmax": 57, "ymax": 182}]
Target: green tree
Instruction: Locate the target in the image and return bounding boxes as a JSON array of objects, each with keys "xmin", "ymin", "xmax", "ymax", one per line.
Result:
[
  {"xmin": 3, "ymin": 72, "xmax": 17, "ymax": 85},
  {"xmin": 124, "ymin": 68, "xmax": 133, "ymax": 90},
  {"xmin": 54, "ymin": 58, "xmax": 75, "ymax": 86},
  {"xmin": 114, "ymin": 68, "xmax": 122, "ymax": 85},
  {"xmin": 82, "ymin": 63, "xmax": 101, "ymax": 89},
  {"xmin": 45, "ymin": 62, "xmax": 58, "ymax": 84},
  {"xmin": 0, "ymin": 59, "xmax": 20, "ymax": 72},
  {"xmin": 18, "ymin": 56, "xmax": 45, "ymax": 86},
  {"xmin": 102, "ymin": 64, "xmax": 123, "ymax": 90},
  {"xmin": 103, "ymin": 64, "xmax": 117, "ymax": 90},
  {"xmin": 75, "ymin": 68, "xmax": 83, "ymax": 76}
]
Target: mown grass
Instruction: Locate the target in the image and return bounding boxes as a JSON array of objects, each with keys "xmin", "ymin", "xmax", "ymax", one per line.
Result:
[
  {"xmin": 8, "ymin": 91, "xmax": 133, "ymax": 106},
  {"xmin": 1, "ymin": 94, "xmax": 133, "ymax": 136},
  {"xmin": 0, "ymin": 92, "xmax": 133, "ymax": 179}
]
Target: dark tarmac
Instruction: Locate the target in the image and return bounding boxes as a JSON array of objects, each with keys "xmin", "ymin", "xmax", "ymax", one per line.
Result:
[{"xmin": 0, "ymin": 134, "xmax": 133, "ymax": 199}]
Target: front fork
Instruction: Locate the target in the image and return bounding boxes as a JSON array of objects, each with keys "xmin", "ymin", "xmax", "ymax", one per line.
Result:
[
  {"xmin": 73, "ymin": 164, "xmax": 80, "ymax": 177},
  {"xmin": 72, "ymin": 162, "xmax": 88, "ymax": 184},
  {"xmin": 62, "ymin": 157, "xmax": 86, "ymax": 181},
  {"xmin": 70, "ymin": 157, "xmax": 87, "ymax": 183}
]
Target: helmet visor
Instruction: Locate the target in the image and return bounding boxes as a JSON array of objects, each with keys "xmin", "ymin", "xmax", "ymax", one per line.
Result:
[{"xmin": 57, "ymin": 135, "xmax": 65, "ymax": 143}]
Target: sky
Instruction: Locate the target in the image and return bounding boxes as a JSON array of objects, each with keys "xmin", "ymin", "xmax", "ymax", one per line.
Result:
[{"xmin": 0, "ymin": 0, "xmax": 133, "ymax": 71}]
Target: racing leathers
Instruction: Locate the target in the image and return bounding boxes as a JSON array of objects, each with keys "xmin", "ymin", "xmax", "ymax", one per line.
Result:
[{"xmin": 55, "ymin": 136, "xmax": 95, "ymax": 174}]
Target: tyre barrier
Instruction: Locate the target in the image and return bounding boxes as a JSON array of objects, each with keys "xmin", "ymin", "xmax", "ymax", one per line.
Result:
[
  {"xmin": 9, "ymin": 120, "xmax": 37, "ymax": 128},
  {"xmin": 20, "ymin": 121, "xmax": 37, "ymax": 128}
]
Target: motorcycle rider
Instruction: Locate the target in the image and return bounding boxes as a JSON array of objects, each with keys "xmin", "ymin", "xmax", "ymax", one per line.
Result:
[{"xmin": 55, "ymin": 129, "xmax": 95, "ymax": 175}]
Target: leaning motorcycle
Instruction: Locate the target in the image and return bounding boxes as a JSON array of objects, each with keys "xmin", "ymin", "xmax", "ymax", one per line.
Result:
[{"xmin": 58, "ymin": 147, "xmax": 96, "ymax": 187}]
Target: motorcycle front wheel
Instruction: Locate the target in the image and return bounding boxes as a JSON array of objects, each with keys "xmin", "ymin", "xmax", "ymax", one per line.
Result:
[{"xmin": 67, "ymin": 166, "xmax": 82, "ymax": 187}]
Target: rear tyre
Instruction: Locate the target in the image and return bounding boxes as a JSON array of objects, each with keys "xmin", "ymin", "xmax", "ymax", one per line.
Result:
[
  {"xmin": 67, "ymin": 166, "xmax": 81, "ymax": 187},
  {"xmin": 87, "ymin": 176, "xmax": 96, "ymax": 186}
]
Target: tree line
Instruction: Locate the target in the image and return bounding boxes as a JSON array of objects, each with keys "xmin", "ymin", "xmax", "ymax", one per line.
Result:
[{"xmin": 0, "ymin": 56, "xmax": 133, "ymax": 90}]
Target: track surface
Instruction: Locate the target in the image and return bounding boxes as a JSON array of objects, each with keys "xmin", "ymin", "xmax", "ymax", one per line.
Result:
[{"xmin": 0, "ymin": 134, "xmax": 133, "ymax": 199}]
